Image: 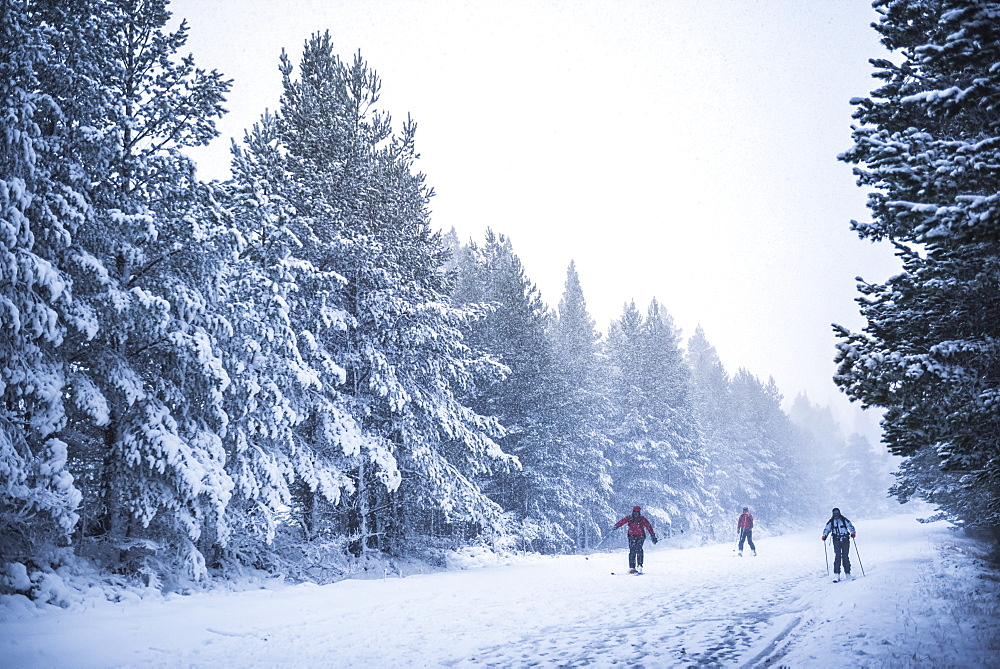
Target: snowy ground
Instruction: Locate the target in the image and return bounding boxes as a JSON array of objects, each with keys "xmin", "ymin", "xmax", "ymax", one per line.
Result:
[{"xmin": 2, "ymin": 513, "xmax": 998, "ymax": 668}]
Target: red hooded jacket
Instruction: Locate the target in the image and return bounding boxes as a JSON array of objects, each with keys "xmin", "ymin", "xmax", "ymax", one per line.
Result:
[
  {"xmin": 737, "ymin": 512, "xmax": 754, "ymax": 531},
  {"xmin": 615, "ymin": 509, "xmax": 656, "ymax": 538}
]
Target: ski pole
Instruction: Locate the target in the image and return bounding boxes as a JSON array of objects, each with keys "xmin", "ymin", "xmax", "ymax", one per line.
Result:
[
  {"xmin": 823, "ymin": 539, "xmax": 829, "ymax": 575},
  {"xmin": 852, "ymin": 537, "xmax": 866, "ymax": 576}
]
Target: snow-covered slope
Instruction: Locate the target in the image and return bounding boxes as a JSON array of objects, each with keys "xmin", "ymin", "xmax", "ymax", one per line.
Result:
[{"xmin": 1, "ymin": 513, "xmax": 996, "ymax": 667}]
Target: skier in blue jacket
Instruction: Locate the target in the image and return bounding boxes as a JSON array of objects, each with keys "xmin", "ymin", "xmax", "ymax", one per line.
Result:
[{"xmin": 822, "ymin": 507, "xmax": 856, "ymax": 579}]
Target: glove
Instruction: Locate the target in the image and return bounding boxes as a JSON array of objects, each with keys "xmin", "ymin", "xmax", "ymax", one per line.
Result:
[
  {"xmin": 851, "ymin": 533, "xmax": 856, "ymax": 538},
  {"xmin": 821, "ymin": 535, "xmax": 827, "ymax": 541},
  {"xmin": 651, "ymin": 536, "xmax": 658, "ymax": 544}
]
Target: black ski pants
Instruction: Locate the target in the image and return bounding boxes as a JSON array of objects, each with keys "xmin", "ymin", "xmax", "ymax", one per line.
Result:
[
  {"xmin": 832, "ymin": 535, "xmax": 851, "ymax": 574},
  {"xmin": 739, "ymin": 528, "xmax": 755, "ymax": 552},
  {"xmin": 628, "ymin": 535, "xmax": 646, "ymax": 569}
]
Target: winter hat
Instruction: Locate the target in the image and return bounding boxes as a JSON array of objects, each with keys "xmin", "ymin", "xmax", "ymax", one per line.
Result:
[
  {"xmin": 632, "ymin": 506, "xmax": 641, "ymax": 513},
  {"xmin": 832, "ymin": 507, "xmax": 841, "ymax": 515},
  {"xmin": 743, "ymin": 507, "xmax": 749, "ymax": 511}
]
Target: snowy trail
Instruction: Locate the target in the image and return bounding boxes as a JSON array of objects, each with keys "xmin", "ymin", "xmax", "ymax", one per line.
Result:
[{"xmin": 2, "ymin": 513, "xmax": 994, "ymax": 668}]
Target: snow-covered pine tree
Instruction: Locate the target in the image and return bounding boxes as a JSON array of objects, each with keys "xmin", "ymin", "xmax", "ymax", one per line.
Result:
[
  {"xmin": 264, "ymin": 34, "xmax": 512, "ymax": 556},
  {"xmin": 0, "ymin": 0, "xmax": 92, "ymax": 568},
  {"xmin": 448, "ymin": 231, "xmax": 547, "ymax": 445},
  {"xmin": 606, "ymin": 299, "xmax": 709, "ymax": 535},
  {"xmin": 224, "ymin": 107, "xmax": 393, "ymax": 571},
  {"xmin": 685, "ymin": 326, "xmax": 735, "ymax": 536},
  {"xmin": 53, "ymin": 0, "xmax": 236, "ymax": 583},
  {"xmin": 449, "ymin": 231, "xmax": 572, "ymax": 551},
  {"xmin": 727, "ymin": 370, "xmax": 807, "ymax": 525},
  {"xmin": 687, "ymin": 327, "xmax": 732, "ymax": 444},
  {"xmin": 834, "ymin": 0, "xmax": 1000, "ymax": 533},
  {"xmin": 836, "ymin": 433, "xmax": 895, "ymax": 516},
  {"xmin": 547, "ymin": 261, "xmax": 613, "ymax": 548}
]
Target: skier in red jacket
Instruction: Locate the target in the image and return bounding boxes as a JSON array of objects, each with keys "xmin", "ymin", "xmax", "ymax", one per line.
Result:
[
  {"xmin": 737, "ymin": 506, "xmax": 756, "ymax": 556},
  {"xmin": 613, "ymin": 506, "xmax": 657, "ymax": 573}
]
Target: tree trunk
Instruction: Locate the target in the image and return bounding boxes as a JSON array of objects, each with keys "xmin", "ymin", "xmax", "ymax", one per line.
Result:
[{"xmin": 357, "ymin": 457, "xmax": 369, "ymax": 557}]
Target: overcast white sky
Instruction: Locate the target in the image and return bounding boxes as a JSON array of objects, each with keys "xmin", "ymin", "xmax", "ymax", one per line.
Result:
[{"xmin": 171, "ymin": 0, "xmax": 899, "ymax": 436}]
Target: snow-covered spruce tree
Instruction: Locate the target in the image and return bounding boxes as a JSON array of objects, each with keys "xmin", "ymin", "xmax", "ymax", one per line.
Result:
[
  {"xmin": 727, "ymin": 370, "xmax": 809, "ymax": 526},
  {"xmin": 605, "ymin": 299, "xmax": 709, "ymax": 535},
  {"xmin": 261, "ymin": 34, "xmax": 511, "ymax": 557},
  {"xmin": 449, "ymin": 231, "xmax": 578, "ymax": 552},
  {"xmin": 685, "ymin": 326, "xmax": 736, "ymax": 537},
  {"xmin": 223, "ymin": 110, "xmax": 380, "ymax": 569},
  {"xmin": 836, "ymin": 433, "xmax": 896, "ymax": 516},
  {"xmin": 834, "ymin": 0, "xmax": 1000, "ymax": 534},
  {"xmin": 448, "ymin": 232, "xmax": 542, "ymax": 447},
  {"xmin": 51, "ymin": 0, "xmax": 236, "ymax": 584},
  {"xmin": 0, "ymin": 0, "xmax": 95, "ymax": 569},
  {"xmin": 687, "ymin": 327, "xmax": 732, "ymax": 445},
  {"xmin": 547, "ymin": 262, "xmax": 613, "ymax": 548}
]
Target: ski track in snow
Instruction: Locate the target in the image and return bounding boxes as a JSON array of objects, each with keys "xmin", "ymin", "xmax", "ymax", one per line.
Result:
[{"xmin": 1, "ymin": 513, "xmax": 995, "ymax": 668}]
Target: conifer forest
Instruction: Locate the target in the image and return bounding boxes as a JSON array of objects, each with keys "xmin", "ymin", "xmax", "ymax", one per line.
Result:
[{"xmin": 2, "ymin": 0, "xmax": 997, "ymax": 599}]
